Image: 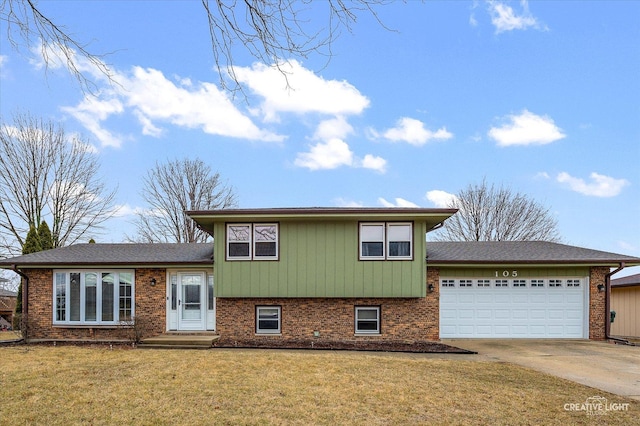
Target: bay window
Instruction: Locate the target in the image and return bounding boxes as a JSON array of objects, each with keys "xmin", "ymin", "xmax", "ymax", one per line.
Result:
[{"xmin": 53, "ymin": 270, "xmax": 134, "ymax": 325}]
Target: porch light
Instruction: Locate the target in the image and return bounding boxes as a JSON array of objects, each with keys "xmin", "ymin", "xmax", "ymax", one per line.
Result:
[
  {"xmin": 150, "ymin": 277, "xmax": 157, "ymax": 287},
  {"xmin": 428, "ymin": 284, "xmax": 435, "ymax": 293},
  {"xmin": 597, "ymin": 283, "xmax": 605, "ymax": 292}
]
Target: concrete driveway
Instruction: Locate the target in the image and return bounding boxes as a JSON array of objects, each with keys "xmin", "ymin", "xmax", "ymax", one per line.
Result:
[{"xmin": 442, "ymin": 339, "xmax": 640, "ymax": 401}]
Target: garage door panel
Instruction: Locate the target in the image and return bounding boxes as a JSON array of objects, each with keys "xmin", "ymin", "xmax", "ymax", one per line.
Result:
[{"xmin": 440, "ymin": 277, "xmax": 586, "ymax": 338}]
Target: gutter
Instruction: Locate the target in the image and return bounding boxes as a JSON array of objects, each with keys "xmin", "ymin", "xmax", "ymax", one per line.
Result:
[
  {"xmin": 604, "ymin": 263, "xmax": 633, "ymax": 345},
  {"xmin": 12, "ymin": 265, "xmax": 28, "ymax": 342}
]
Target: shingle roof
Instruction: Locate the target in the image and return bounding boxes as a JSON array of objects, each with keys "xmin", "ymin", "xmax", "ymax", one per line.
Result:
[
  {"xmin": 611, "ymin": 273, "xmax": 640, "ymax": 287},
  {"xmin": 426, "ymin": 241, "xmax": 640, "ymax": 265},
  {"xmin": 0, "ymin": 243, "xmax": 213, "ymax": 268}
]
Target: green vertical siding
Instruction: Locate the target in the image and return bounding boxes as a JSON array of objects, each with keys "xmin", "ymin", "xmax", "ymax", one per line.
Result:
[{"xmin": 214, "ymin": 220, "xmax": 426, "ymax": 298}]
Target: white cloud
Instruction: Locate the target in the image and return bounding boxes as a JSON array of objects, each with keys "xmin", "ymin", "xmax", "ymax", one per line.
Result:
[
  {"xmin": 359, "ymin": 154, "xmax": 387, "ymax": 173},
  {"xmin": 378, "ymin": 197, "xmax": 419, "ymax": 208},
  {"xmin": 557, "ymin": 172, "xmax": 629, "ymax": 197},
  {"xmin": 379, "ymin": 117, "xmax": 453, "ymax": 146},
  {"xmin": 234, "ymin": 60, "xmax": 370, "ymax": 121},
  {"xmin": 488, "ymin": 0, "xmax": 546, "ymax": 34},
  {"xmin": 313, "ymin": 116, "xmax": 353, "ymax": 141},
  {"xmin": 63, "ymin": 65, "xmax": 285, "ymax": 147},
  {"xmin": 294, "ymin": 138, "xmax": 387, "ymax": 173},
  {"xmin": 333, "ymin": 198, "xmax": 365, "ymax": 208},
  {"xmin": 425, "ymin": 190, "xmax": 457, "ymax": 208},
  {"xmin": 294, "ymin": 138, "xmax": 354, "ymax": 171},
  {"xmin": 122, "ymin": 67, "xmax": 284, "ymax": 143},
  {"xmin": 488, "ymin": 110, "xmax": 565, "ymax": 146},
  {"xmin": 534, "ymin": 171, "xmax": 551, "ymax": 180},
  {"xmin": 62, "ymin": 96, "xmax": 124, "ymax": 147}
]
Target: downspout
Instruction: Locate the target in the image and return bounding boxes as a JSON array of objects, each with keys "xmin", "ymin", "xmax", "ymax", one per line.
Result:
[
  {"xmin": 12, "ymin": 265, "xmax": 28, "ymax": 341},
  {"xmin": 604, "ymin": 263, "xmax": 631, "ymax": 345}
]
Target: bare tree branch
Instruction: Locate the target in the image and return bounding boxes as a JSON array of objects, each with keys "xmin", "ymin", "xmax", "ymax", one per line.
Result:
[
  {"xmin": 130, "ymin": 158, "xmax": 238, "ymax": 243},
  {"xmin": 435, "ymin": 179, "xmax": 561, "ymax": 242},
  {"xmin": 0, "ymin": 112, "xmax": 117, "ymax": 256},
  {"xmin": 2, "ymin": 0, "xmax": 390, "ymax": 94}
]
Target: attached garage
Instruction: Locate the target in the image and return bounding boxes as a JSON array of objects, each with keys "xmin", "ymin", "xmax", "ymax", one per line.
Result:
[
  {"xmin": 439, "ymin": 275, "xmax": 586, "ymax": 338},
  {"xmin": 427, "ymin": 241, "xmax": 640, "ymax": 340}
]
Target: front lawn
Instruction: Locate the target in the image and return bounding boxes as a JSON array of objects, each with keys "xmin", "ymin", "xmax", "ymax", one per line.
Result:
[{"xmin": 1, "ymin": 345, "xmax": 637, "ymax": 425}]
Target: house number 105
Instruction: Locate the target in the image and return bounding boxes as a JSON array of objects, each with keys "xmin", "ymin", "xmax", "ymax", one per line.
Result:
[{"xmin": 496, "ymin": 270, "xmax": 518, "ymax": 277}]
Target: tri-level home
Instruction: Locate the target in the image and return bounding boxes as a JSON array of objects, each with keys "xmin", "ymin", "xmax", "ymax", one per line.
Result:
[{"xmin": 1, "ymin": 207, "xmax": 638, "ymax": 345}]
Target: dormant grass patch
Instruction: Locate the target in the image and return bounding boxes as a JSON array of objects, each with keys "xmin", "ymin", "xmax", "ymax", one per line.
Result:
[{"xmin": 1, "ymin": 345, "xmax": 637, "ymax": 425}]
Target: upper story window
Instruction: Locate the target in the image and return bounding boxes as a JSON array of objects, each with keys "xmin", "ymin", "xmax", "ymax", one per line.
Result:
[
  {"xmin": 227, "ymin": 223, "xmax": 278, "ymax": 260},
  {"xmin": 359, "ymin": 222, "xmax": 413, "ymax": 260}
]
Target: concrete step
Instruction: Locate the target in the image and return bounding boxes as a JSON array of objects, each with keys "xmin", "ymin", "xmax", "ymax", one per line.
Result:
[{"xmin": 138, "ymin": 334, "xmax": 219, "ymax": 349}]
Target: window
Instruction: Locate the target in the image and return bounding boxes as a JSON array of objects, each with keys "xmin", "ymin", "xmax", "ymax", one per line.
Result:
[
  {"xmin": 441, "ymin": 279, "xmax": 455, "ymax": 288},
  {"xmin": 387, "ymin": 223, "xmax": 412, "ymax": 259},
  {"xmin": 531, "ymin": 279, "xmax": 545, "ymax": 287},
  {"xmin": 459, "ymin": 279, "xmax": 473, "ymax": 287},
  {"xmin": 360, "ymin": 223, "xmax": 385, "ymax": 259},
  {"xmin": 549, "ymin": 279, "xmax": 563, "ymax": 287},
  {"xmin": 359, "ymin": 222, "xmax": 412, "ymax": 260},
  {"xmin": 513, "ymin": 279, "xmax": 527, "ymax": 287},
  {"xmin": 495, "ymin": 279, "xmax": 508, "ymax": 287},
  {"xmin": 477, "ymin": 279, "xmax": 491, "ymax": 287},
  {"xmin": 355, "ymin": 306, "xmax": 380, "ymax": 334},
  {"xmin": 227, "ymin": 223, "xmax": 278, "ymax": 260},
  {"xmin": 53, "ymin": 270, "xmax": 134, "ymax": 325},
  {"xmin": 567, "ymin": 279, "xmax": 581, "ymax": 287},
  {"xmin": 256, "ymin": 306, "xmax": 281, "ymax": 334}
]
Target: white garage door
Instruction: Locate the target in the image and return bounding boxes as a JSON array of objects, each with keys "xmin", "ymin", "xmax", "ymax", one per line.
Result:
[{"xmin": 440, "ymin": 277, "xmax": 586, "ymax": 338}]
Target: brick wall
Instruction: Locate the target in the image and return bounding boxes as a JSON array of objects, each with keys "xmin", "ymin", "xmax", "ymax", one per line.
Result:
[
  {"xmin": 589, "ymin": 266, "xmax": 608, "ymax": 340},
  {"xmin": 216, "ymin": 267, "xmax": 440, "ymax": 345},
  {"xmin": 23, "ymin": 268, "xmax": 166, "ymax": 341}
]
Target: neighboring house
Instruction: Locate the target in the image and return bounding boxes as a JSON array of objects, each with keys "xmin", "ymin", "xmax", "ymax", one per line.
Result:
[
  {"xmin": 610, "ymin": 273, "xmax": 640, "ymax": 338},
  {"xmin": 0, "ymin": 207, "xmax": 638, "ymax": 345},
  {"xmin": 0, "ymin": 288, "xmax": 18, "ymax": 328}
]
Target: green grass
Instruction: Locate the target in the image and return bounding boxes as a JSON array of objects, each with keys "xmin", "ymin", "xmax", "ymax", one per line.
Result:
[{"xmin": 1, "ymin": 345, "xmax": 638, "ymax": 425}]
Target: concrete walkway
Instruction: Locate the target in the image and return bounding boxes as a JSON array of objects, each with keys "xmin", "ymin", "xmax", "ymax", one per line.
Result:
[{"xmin": 442, "ymin": 339, "xmax": 640, "ymax": 401}]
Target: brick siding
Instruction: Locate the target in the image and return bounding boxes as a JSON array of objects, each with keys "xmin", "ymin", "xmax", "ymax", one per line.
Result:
[
  {"xmin": 23, "ymin": 268, "xmax": 166, "ymax": 341},
  {"xmin": 589, "ymin": 266, "xmax": 608, "ymax": 340}
]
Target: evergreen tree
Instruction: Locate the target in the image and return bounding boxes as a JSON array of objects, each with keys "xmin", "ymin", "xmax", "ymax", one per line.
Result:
[
  {"xmin": 37, "ymin": 220, "xmax": 54, "ymax": 250},
  {"xmin": 15, "ymin": 225, "xmax": 42, "ymax": 322},
  {"xmin": 22, "ymin": 226, "xmax": 41, "ymax": 255}
]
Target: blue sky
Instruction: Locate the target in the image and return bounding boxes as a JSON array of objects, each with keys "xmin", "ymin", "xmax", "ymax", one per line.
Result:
[{"xmin": 0, "ymin": 1, "xmax": 638, "ymax": 264}]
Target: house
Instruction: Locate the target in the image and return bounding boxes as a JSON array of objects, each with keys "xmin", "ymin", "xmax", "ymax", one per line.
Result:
[
  {"xmin": 0, "ymin": 288, "xmax": 18, "ymax": 329},
  {"xmin": 610, "ymin": 273, "xmax": 640, "ymax": 338},
  {"xmin": 0, "ymin": 207, "xmax": 638, "ymax": 345}
]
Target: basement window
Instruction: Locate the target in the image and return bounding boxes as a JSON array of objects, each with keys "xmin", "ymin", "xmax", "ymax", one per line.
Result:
[
  {"xmin": 256, "ymin": 306, "xmax": 281, "ymax": 334},
  {"xmin": 355, "ymin": 306, "xmax": 380, "ymax": 334}
]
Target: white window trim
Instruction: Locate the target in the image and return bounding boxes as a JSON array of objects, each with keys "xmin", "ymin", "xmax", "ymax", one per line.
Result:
[
  {"xmin": 355, "ymin": 306, "xmax": 381, "ymax": 335},
  {"xmin": 256, "ymin": 306, "xmax": 281, "ymax": 334},
  {"xmin": 359, "ymin": 222, "xmax": 413, "ymax": 260},
  {"xmin": 227, "ymin": 223, "xmax": 279, "ymax": 261},
  {"xmin": 52, "ymin": 270, "xmax": 135, "ymax": 326}
]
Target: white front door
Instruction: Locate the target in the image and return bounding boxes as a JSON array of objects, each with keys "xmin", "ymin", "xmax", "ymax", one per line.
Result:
[
  {"xmin": 166, "ymin": 272, "xmax": 206, "ymax": 331},
  {"xmin": 179, "ymin": 273, "xmax": 205, "ymax": 330}
]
